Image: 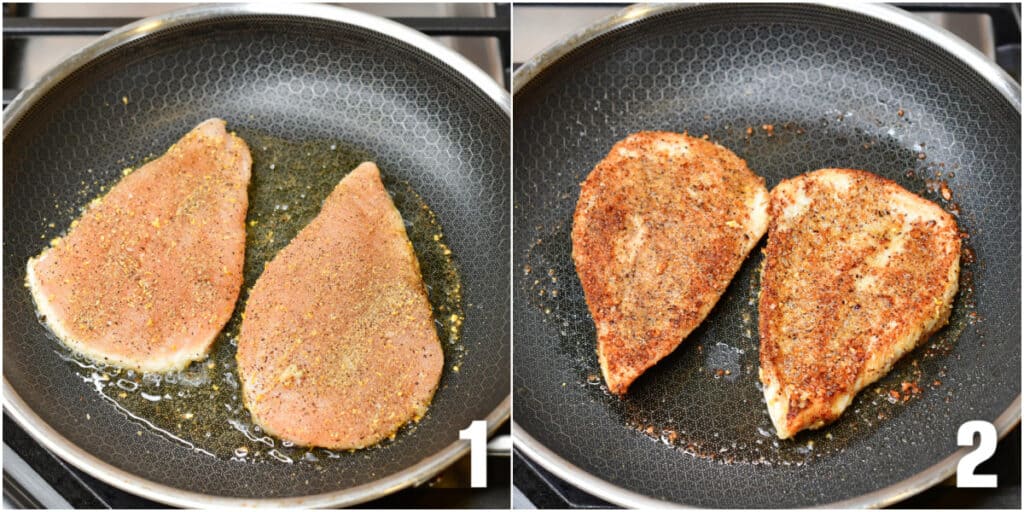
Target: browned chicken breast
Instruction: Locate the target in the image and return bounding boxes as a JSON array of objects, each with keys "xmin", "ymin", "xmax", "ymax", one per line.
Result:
[
  {"xmin": 236, "ymin": 162, "xmax": 443, "ymax": 449},
  {"xmin": 26, "ymin": 118, "xmax": 251, "ymax": 372},
  {"xmin": 759, "ymin": 168, "xmax": 960, "ymax": 439},
  {"xmin": 572, "ymin": 131, "xmax": 769, "ymax": 395}
]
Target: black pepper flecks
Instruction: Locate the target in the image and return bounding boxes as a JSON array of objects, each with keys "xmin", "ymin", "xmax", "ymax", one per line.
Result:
[
  {"xmin": 49, "ymin": 129, "xmax": 464, "ymax": 462},
  {"xmin": 522, "ymin": 116, "xmax": 978, "ymax": 467}
]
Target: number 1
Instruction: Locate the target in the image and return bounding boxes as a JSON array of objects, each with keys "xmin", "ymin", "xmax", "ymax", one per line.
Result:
[{"xmin": 459, "ymin": 420, "xmax": 488, "ymax": 488}]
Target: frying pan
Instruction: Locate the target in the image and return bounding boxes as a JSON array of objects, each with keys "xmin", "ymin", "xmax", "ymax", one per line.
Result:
[
  {"xmin": 3, "ymin": 3, "xmax": 509, "ymax": 507},
  {"xmin": 513, "ymin": 3, "xmax": 1020, "ymax": 508}
]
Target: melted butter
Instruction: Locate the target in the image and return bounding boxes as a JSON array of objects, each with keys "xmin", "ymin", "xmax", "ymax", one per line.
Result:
[{"xmin": 46, "ymin": 130, "xmax": 464, "ymax": 462}]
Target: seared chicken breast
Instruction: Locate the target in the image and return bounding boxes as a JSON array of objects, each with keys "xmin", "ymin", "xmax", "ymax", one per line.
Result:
[
  {"xmin": 759, "ymin": 168, "xmax": 960, "ymax": 439},
  {"xmin": 572, "ymin": 131, "xmax": 769, "ymax": 395}
]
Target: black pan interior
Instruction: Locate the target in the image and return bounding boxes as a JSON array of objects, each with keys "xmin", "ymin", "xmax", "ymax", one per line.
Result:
[
  {"xmin": 514, "ymin": 4, "xmax": 1019, "ymax": 507},
  {"xmin": 4, "ymin": 15, "xmax": 509, "ymax": 499}
]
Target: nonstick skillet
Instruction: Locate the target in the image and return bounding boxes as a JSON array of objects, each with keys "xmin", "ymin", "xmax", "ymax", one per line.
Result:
[
  {"xmin": 513, "ymin": 3, "xmax": 1020, "ymax": 508},
  {"xmin": 3, "ymin": 3, "xmax": 509, "ymax": 507}
]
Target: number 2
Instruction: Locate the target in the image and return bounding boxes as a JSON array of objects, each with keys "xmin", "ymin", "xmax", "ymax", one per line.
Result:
[
  {"xmin": 957, "ymin": 420, "xmax": 998, "ymax": 488},
  {"xmin": 459, "ymin": 420, "xmax": 488, "ymax": 488}
]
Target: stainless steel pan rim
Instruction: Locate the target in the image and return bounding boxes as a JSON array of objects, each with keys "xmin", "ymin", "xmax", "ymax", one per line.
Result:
[
  {"xmin": 512, "ymin": 2, "xmax": 1021, "ymax": 109},
  {"xmin": 3, "ymin": 2, "xmax": 510, "ymax": 508},
  {"xmin": 7, "ymin": 385, "xmax": 509, "ymax": 508},
  {"xmin": 3, "ymin": 2, "xmax": 511, "ymax": 133},
  {"xmin": 512, "ymin": 1, "xmax": 1020, "ymax": 508},
  {"xmin": 513, "ymin": 397, "xmax": 1020, "ymax": 509}
]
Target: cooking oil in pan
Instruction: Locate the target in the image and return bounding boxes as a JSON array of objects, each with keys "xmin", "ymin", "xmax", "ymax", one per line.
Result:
[{"xmin": 43, "ymin": 130, "xmax": 465, "ymax": 462}]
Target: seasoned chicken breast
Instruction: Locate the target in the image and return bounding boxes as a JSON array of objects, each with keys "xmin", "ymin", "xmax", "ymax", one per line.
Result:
[
  {"xmin": 236, "ymin": 162, "xmax": 443, "ymax": 449},
  {"xmin": 759, "ymin": 168, "xmax": 960, "ymax": 439},
  {"xmin": 26, "ymin": 118, "xmax": 251, "ymax": 372},
  {"xmin": 572, "ymin": 131, "xmax": 769, "ymax": 395}
]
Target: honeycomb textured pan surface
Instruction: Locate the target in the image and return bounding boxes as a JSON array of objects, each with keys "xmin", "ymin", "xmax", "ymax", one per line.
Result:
[
  {"xmin": 5, "ymin": 14, "xmax": 508, "ymax": 500},
  {"xmin": 514, "ymin": 4, "xmax": 1018, "ymax": 507}
]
